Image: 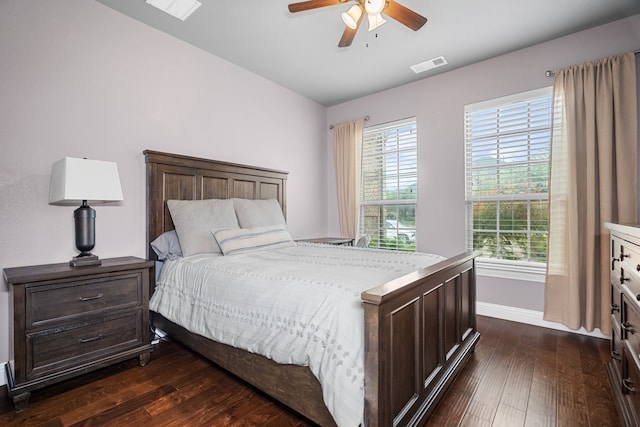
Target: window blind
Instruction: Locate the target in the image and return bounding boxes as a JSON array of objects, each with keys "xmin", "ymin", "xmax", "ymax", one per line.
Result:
[
  {"xmin": 360, "ymin": 117, "xmax": 417, "ymax": 251},
  {"xmin": 464, "ymin": 88, "xmax": 552, "ymax": 262}
]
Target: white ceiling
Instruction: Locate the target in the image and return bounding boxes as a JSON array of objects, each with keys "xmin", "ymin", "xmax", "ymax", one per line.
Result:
[{"xmin": 95, "ymin": 0, "xmax": 640, "ymax": 106}]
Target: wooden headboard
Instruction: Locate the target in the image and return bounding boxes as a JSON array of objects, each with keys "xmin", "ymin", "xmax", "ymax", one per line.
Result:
[{"xmin": 144, "ymin": 150, "xmax": 288, "ymax": 261}]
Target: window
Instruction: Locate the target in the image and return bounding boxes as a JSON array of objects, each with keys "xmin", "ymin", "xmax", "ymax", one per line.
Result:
[
  {"xmin": 464, "ymin": 88, "xmax": 552, "ymax": 266},
  {"xmin": 360, "ymin": 117, "xmax": 417, "ymax": 251}
]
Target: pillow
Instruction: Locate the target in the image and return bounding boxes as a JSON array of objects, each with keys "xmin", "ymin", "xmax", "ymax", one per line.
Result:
[
  {"xmin": 150, "ymin": 229, "xmax": 183, "ymax": 260},
  {"xmin": 167, "ymin": 198, "xmax": 239, "ymax": 256},
  {"xmin": 232, "ymin": 198, "xmax": 286, "ymax": 228},
  {"xmin": 213, "ymin": 225, "xmax": 295, "ymax": 255}
]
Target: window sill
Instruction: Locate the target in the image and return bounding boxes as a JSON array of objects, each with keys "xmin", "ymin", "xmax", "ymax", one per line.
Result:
[{"xmin": 476, "ymin": 258, "xmax": 546, "ymax": 283}]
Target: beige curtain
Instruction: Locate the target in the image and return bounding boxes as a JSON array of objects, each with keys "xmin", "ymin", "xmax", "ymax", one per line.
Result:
[
  {"xmin": 544, "ymin": 52, "xmax": 638, "ymax": 334},
  {"xmin": 333, "ymin": 119, "xmax": 364, "ymax": 239}
]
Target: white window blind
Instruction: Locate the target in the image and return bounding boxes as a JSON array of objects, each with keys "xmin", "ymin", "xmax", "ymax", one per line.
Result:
[
  {"xmin": 464, "ymin": 88, "xmax": 552, "ymax": 263},
  {"xmin": 360, "ymin": 117, "xmax": 417, "ymax": 251}
]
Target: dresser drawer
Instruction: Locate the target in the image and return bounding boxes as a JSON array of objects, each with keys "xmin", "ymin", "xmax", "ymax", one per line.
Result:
[
  {"xmin": 613, "ymin": 282, "xmax": 623, "ymax": 326},
  {"xmin": 618, "ymin": 237, "xmax": 640, "ymax": 298},
  {"xmin": 26, "ymin": 272, "xmax": 142, "ymax": 328},
  {"xmin": 26, "ymin": 310, "xmax": 143, "ymax": 380},
  {"xmin": 623, "ymin": 294, "xmax": 640, "ymax": 357},
  {"xmin": 622, "ymin": 346, "xmax": 640, "ymax": 426},
  {"xmin": 612, "ymin": 322, "xmax": 624, "ymax": 381}
]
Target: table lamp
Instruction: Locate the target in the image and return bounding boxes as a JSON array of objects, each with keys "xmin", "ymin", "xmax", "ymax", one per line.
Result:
[{"xmin": 49, "ymin": 157, "xmax": 124, "ymax": 267}]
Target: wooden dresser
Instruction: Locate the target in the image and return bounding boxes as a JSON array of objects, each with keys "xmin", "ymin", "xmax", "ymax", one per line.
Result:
[
  {"xmin": 606, "ymin": 223, "xmax": 640, "ymax": 426},
  {"xmin": 3, "ymin": 256, "xmax": 154, "ymax": 410}
]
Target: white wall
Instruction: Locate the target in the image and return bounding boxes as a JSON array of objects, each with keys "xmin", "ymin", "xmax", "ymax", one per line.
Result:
[
  {"xmin": 0, "ymin": 0, "xmax": 327, "ymax": 369},
  {"xmin": 326, "ymin": 14, "xmax": 640, "ymax": 313}
]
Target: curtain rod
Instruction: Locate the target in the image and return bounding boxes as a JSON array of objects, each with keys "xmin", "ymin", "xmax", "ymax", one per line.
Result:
[
  {"xmin": 329, "ymin": 116, "xmax": 369, "ymax": 130},
  {"xmin": 545, "ymin": 48, "xmax": 640, "ymax": 77}
]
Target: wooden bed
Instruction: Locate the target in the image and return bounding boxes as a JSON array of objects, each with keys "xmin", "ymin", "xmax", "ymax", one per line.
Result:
[{"xmin": 144, "ymin": 149, "xmax": 480, "ymax": 426}]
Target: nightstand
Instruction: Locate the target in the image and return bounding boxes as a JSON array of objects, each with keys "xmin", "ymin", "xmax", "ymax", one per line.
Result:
[
  {"xmin": 3, "ymin": 256, "xmax": 154, "ymax": 410},
  {"xmin": 297, "ymin": 237, "xmax": 354, "ymax": 246}
]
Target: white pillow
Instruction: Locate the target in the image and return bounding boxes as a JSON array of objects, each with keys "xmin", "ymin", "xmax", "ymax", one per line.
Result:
[
  {"xmin": 167, "ymin": 198, "xmax": 239, "ymax": 256},
  {"xmin": 233, "ymin": 198, "xmax": 286, "ymax": 228},
  {"xmin": 213, "ymin": 225, "xmax": 295, "ymax": 255}
]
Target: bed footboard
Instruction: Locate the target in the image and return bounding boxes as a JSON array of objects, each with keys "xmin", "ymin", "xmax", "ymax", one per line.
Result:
[{"xmin": 362, "ymin": 251, "xmax": 480, "ymax": 427}]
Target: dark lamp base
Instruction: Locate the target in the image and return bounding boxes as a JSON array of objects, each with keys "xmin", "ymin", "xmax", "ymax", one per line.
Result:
[{"xmin": 70, "ymin": 254, "xmax": 101, "ymax": 267}]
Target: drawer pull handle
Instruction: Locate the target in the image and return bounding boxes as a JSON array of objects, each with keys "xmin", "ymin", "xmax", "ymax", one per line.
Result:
[
  {"xmin": 79, "ymin": 294, "xmax": 103, "ymax": 302},
  {"xmin": 612, "ymin": 258, "xmax": 620, "ymax": 270},
  {"xmin": 611, "ymin": 303, "xmax": 620, "ymax": 313},
  {"xmin": 79, "ymin": 334, "xmax": 102, "ymax": 344},
  {"xmin": 611, "ymin": 350, "xmax": 622, "ymax": 361},
  {"xmin": 622, "ymin": 321, "xmax": 636, "ymax": 334},
  {"xmin": 620, "ymin": 275, "xmax": 630, "ymax": 284},
  {"xmin": 623, "ymin": 378, "xmax": 637, "ymax": 393}
]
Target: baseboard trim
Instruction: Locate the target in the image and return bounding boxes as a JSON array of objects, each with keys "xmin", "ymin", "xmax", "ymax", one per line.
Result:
[{"xmin": 477, "ymin": 301, "xmax": 609, "ymax": 339}]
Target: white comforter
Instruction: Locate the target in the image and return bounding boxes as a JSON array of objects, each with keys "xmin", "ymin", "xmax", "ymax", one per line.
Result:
[{"xmin": 150, "ymin": 243, "xmax": 444, "ymax": 426}]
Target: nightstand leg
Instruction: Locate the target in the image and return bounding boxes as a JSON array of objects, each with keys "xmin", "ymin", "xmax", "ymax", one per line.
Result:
[
  {"xmin": 12, "ymin": 391, "xmax": 30, "ymax": 411},
  {"xmin": 138, "ymin": 351, "xmax": 151, "ymax": 367}
]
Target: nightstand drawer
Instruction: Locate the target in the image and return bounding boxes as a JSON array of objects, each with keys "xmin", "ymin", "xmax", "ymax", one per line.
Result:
[
  {"xmin": 27, "ymin": 310, "xmax": 143, "ymax": 380},
  {"xmin": 27, "ymin": 273, "xmax": 142, "ymax": 327}
]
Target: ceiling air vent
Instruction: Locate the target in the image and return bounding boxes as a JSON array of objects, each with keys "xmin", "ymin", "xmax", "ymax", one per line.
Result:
[
  {"xmin": 410, "ymin": 56, "xmax": 448, "ymax": 74},
  {"xmin": 146, "ymin": 0, "xmax": 202, "ymax": 21}
]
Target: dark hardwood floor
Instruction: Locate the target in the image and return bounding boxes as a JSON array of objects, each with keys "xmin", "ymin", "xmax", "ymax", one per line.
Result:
[{"xmin": 0, "ymin": 316, "xmax": 621, "ymax": 426}]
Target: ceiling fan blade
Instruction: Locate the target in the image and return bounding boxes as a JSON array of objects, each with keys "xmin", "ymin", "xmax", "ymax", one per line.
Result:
[
  {"xmin": 288, "ymin": 0, "xmax": 345, "ymax": 13},
  {"xmin": 338, "ymin": 8, "xmax": 363, "ymax": 47},
  {"xmin": 383, "ymin": 0, "xmax": 427, "ymax": 31}
]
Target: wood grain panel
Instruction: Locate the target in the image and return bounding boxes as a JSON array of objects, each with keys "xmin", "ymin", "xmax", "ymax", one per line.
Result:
[
  {"xmin": 390, "ymin": 298, "xmax": 420, "ymax": 419},
  {"xmin": 232, "ymin": 179, "xmax": 257, "ymax": 199},
  {"xmin": 423, "ymin": 286, "xmax": 443, "ymax": 386},
  {"xmin": 460, "ymin": 268, "xmax": 473, "ymax": 340},
  {"xmin": 162, "ymin": 171, "xmax": 197, "ymax": 231},
  {"xmin": 201, "ymin": 175, "xmax": 230, "ymax": 199},
  {"xmin": 444, "ymin": 276, "xmax": 459, "ymax": 360},
  {"xmin": 260, "ymin": 182, "xmax": 280, "ymax": 200}
]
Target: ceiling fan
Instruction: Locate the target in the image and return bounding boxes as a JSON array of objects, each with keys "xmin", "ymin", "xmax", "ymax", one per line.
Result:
[{"xmin": 288, "ymin": 0, "xmax": 427, "ymax": 48}]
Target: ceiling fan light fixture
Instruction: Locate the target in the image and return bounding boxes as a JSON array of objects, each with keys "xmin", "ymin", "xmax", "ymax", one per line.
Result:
[
  {"xmin": 341, "ymin": 5, "xmax": 363, "ymax": 30},
  {"xmin": 367, "ymin": 13, "xmax": 386, "ymax": 31}
]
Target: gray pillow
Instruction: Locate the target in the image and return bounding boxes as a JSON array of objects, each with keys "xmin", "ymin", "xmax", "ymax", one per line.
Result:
[
  {"xmin": 233, "ymin": 198, "xmax": 286, "ymax": 228},
  {"xmin": 150, "ymin": 229, "xmax": 183, "ymax": 260},
  {"xmin": 167, "ymin": 198, "xmax": 239, "ymax": 256}
]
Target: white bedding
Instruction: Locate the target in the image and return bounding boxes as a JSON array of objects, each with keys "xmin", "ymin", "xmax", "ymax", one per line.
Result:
[{"xmin": 150, "ymin": 243, "xmax": 444, "ymax": 426}]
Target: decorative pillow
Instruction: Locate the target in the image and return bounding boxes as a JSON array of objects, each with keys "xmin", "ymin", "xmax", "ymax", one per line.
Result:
[
  {"xmin": 232, "ymin": 198, "xmax": 286, "ymax": 228},
  {"xmin": 213, "ymin": 225, "xmax": 295, "ymax": 255},
  {"xmin": 150, "ymin": 229, "xmax": 183, "ymax": 260},
  {"xmin": 167, "ymin": 198, "xmax": 239, "ymax": 256}
]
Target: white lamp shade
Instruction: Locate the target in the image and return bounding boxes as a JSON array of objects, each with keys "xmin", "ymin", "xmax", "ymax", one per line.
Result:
[
  {"xmin": 341, "ymin": 5, "xmax": 362, "ymax": 29},
  {"xmin": 367, "ymin": 13, "xmax": 386, "ymax": 31},
  {"xmin": 49, "ymin": 157, "xmax": 124, "ymax": 204}
]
